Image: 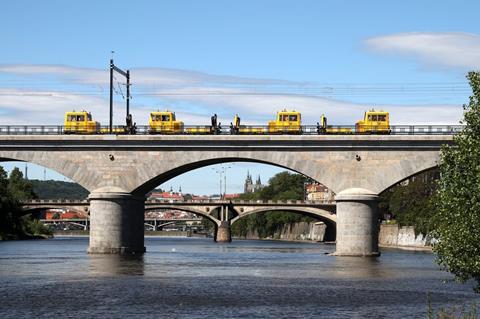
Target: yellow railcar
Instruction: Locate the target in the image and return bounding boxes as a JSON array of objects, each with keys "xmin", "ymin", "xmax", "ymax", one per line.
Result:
[
  {"xmin": 268, "ymin": 110, "xmax": 302, "ymax": 134},
  {"xmin": 355, "ymin": 110, "xmax": 390, "ymax": 134},
  {"xmin": 64, "ymin": 111, "xmax": 100, "ymax": 134},
  {"xmin": 148, "ymin": 111, "xmax": 184, "ymax": 134}
]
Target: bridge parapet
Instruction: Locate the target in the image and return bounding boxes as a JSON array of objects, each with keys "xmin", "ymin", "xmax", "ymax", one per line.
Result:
[{"xmin": 23, "ymin": 198, "xmax": 336, "ymax": 207}]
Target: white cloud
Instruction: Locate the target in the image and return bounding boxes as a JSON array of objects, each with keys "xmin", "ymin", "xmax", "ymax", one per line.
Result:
[
  {"xmin": 365, "ymin": 32, "xmax": 480, "ymax": 69},
  {"xmin": 0, "ymin": 64, "xmax": 464, "ymax": 126}
]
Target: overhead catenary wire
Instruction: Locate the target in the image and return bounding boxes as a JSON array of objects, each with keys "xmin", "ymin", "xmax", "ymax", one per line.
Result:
[{"xmin": 0, "ymin": 82, "xmax": 472, "ymax": 98}]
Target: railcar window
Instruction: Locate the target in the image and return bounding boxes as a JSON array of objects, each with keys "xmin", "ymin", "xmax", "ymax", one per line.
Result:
[
  {"xmin": 368, "ymin": 115, "xmax": 372, "ymax": 121},
  {"xmin": 87, "ymin": 114, "xmax": 92, "ymax": 121},
  {"xmin": 280, "ymin": 115, "xmax": 288, "ymax": 121},
  {"xmin": 68, "ymin": 115, "xmax": 75, "ymax": 121},
  {"xmin": 372, "ymin": 115, "xmax": 378, "ymax": 121},
  {"xmin": 161, "ymin": 115, "xmax": 170, "ymax": 121},
  {"xmin": 77, "ymin": 115, "xmax": 85, "ymax": 121},
  {"xmin": 378, "ymin": 115, "xmax": 386, "ymax": 122},
  {"xmin": 289, "ymin": 115, "xmax": 298, "ymax": 121}
]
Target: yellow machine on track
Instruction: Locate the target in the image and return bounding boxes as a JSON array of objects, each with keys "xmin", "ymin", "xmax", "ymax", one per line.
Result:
[
  {"xmin": 355, "ymin": 110, "xmax": 390, "ymax": 134},
  {"xmin": 148, "ymin": 111, "xmax": 184, "ymax": 134},
  {"xmin": 231, "ymin": 109, "xmax": 303, "ymax": 134},
  {"xmin": 64, "ymin": 110, "xmax": 100, "ymax": 134},
  {"xmin": 268, "ymin": 110, "xmax": 302, "ymax": 134}
]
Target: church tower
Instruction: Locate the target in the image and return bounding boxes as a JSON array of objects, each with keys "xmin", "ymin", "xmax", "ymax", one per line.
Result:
[{"xmin": 244, "ymin": 171, "xmax": 254, "ymax": 193}]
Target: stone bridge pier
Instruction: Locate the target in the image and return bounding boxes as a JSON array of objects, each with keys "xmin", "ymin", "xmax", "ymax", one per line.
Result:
[
  {"xmin": 88, "ymin": 190, "xmax": 146, "ymax": 255},
  {"xmin": 214, "ymin": 205, "xmax": 232, "ymax": 243},
  {"xmin": 334, "ymin": 188, "xmax": 380, "ymax": 257}
]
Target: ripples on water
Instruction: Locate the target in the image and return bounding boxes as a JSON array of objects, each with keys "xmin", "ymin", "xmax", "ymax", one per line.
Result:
[{"xmin": 0, "ymin": 237, "xmax": 478, "ymax": 318}]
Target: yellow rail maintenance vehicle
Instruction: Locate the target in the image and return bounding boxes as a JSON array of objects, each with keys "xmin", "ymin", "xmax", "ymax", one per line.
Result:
[
  {"xmin": 64, "ymin": 110, "xmax": 100, "ymax": 134},
  {"xmin": 317, "ymin": 114, "xmax": 353, "ymax": 134},
  {"xmin": 355, "ymin": 110, "xmax": 390, "ymax": 134},
  {"xmin": 268, "ymin": 110, "xmax": 302, "ymax": 134},
  {"xmin": 148, "ymin": 111, "xmax": 184, "ymax": 134}
]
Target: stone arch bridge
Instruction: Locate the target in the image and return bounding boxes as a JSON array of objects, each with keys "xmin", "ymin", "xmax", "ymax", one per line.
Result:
[{"xmin": 1, "ymin": 134, "xmax": 453, "ymax": 256}]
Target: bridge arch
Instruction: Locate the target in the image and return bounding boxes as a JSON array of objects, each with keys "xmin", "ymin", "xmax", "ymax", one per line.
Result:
[
  {"xmin": 132, "ymin": 156, "xmax": 331, "ymax": 196},
  {"xmin": 0, "ymin": 156, "xmax": 90, "ymax": 191}
]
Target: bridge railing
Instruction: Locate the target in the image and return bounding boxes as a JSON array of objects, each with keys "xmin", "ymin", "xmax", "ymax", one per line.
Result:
[
  {"xmin": 0, "ymin": 124, "xmax": 465, "ymax": 135},
  {"xmin": 23, "ymin": 198, "xmax": 336, "ymax": 205},
  {"xmin": 146, "ymin": 198, "xmax": 335, "ymax": 205}
]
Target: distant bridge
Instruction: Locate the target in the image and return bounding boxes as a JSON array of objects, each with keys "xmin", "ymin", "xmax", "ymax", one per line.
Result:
[
  {"xmin": 21, "ymin": 198, "xmax": 336, "ymax": 222},
  {"xmin": 23, "ymin": 198, "xmax": 337, "ymax": 242},
  {"xmin": 40, "ymin": 217, "xmax": 204, "ymax": 231}
]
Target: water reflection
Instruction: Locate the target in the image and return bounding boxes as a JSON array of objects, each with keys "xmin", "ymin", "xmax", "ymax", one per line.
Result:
[
  {"xmin": 88, "ymin": 254, "xmax": 145, "ymax": 276},
  {"xmin": 331, "ymin": 256, "xmax": 385, "ymax": 279}
]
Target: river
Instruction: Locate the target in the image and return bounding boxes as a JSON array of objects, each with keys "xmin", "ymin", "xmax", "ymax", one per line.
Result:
[{"xmin": 0, "ymin": 237, "xmax": 478, "ymax": 318}]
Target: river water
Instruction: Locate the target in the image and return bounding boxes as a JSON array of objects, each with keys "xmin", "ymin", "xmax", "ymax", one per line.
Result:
[{"xmin": 0, "ymin": 237, "xmax": 478, "ymax": 318}]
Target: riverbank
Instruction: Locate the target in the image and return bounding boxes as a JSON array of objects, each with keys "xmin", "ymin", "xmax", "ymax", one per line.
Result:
[
  {"xmin": 379, "ymin": 224, "xmax": 431, "ymax": 250},
  {"xmin": 234, "ymin": 222, "xmax": 431, "ymax": 250},
  {"xmin": 0, "ymin": 233, "xmax": 53, "ymax": 241}
]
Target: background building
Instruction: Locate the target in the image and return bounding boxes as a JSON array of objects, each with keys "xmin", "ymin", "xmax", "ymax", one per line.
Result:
[
  {"xmin": 244, "ymin": 171, "xmax": 263, "ymax": 193},
  {"xmin": 305, "ymin": 182, "xmax": 335, "ymax": 202}
]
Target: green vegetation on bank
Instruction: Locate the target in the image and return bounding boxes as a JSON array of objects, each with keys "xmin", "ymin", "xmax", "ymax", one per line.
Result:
[
  {"xmin": 379, "ymin": 170, "xmax": 438, "ymax": 236},
  {"xmin": 232, "ymin": 172, "xmax": 314, "ymax": 238},
  {"xmin": 29, "ymin": 180, "xmax": 89, "ymax": 199},
  {"xmin": 0, "ymin": 167, "xmax": 52, "ymax": 240},
  {"xmin": 433, "ymin": 71, "xmax": 480, "ymax": 292}
]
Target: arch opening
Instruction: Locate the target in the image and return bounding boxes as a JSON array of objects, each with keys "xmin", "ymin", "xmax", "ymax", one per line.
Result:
[
  {"xmin": 133, "ymin": 157, "xmax": 333, "ymax": 197},
  {"xmin": 140, "ymin": 159, "xmax": 337, "ymax": 243}
]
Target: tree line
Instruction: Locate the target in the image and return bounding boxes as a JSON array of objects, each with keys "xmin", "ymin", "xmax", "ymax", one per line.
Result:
[{"xmin": 0, "ymin": 167, "xmax": 52, "ymax": 240}]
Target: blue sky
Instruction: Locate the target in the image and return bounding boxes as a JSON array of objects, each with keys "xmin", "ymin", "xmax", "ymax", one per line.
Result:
[{"xmin": 1, "ymin": 0, "xmax": 480, "ymax": 195}]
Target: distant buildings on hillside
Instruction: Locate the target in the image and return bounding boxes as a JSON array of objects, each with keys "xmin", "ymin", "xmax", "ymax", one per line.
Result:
[
  {"xmin": 305, "ymin": 182, "xmax": 335, "ymax": 201},
  {"xmin": 148, "ymin": 187, "xmax": 240, "ymax": 201}
]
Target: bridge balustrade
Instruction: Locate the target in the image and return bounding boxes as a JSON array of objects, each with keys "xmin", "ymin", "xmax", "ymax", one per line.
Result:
[{"xmin": 0, "ymin": 124, "xmax": 465, "ymax": 135}]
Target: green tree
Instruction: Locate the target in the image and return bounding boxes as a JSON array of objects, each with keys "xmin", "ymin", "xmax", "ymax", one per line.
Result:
[
  {"xmin": 0, "ymin": 166, "xmax": 21, "ymax": 239},
  {"xmin": 29, "ymin": 180, "xmax": 88, "ymax": 199},
  {"xmin": 0, "ymin": 166, "xmax": 51, "ymax": 240},
  {"xmin": 8, "ymin": 167, "xmax": 36, "ymax": 201},
  {"xmin": 433, "ymin": 71, "xmax": 480, "ymax": 292}
]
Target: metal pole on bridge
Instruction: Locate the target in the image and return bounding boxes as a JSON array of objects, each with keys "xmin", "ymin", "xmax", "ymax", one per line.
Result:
[
  {"xmin": 126, "ymin": 70, "xmax": 130, "ymax": 119},
  {"xmin": 109, "ymin": 59, "xmax": 114, "ymax": 134}
]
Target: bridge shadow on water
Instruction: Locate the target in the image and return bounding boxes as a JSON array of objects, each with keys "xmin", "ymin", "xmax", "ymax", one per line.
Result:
[{"xmin": 88, "ymin": 254, "xmax": 145, "ymax": 277}]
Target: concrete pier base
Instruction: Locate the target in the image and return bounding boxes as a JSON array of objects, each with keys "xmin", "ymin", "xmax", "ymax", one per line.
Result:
[
  {"xmin": 88, "ymin": 191, "xmax": 146, "ymax": 255},
  {"xmin": 333, "ymin": 188, "xmax": 380, "ymax": 257},
  {"xmin": 215, "ymin": 221, "xmax": 232, "ymax": 243}
]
